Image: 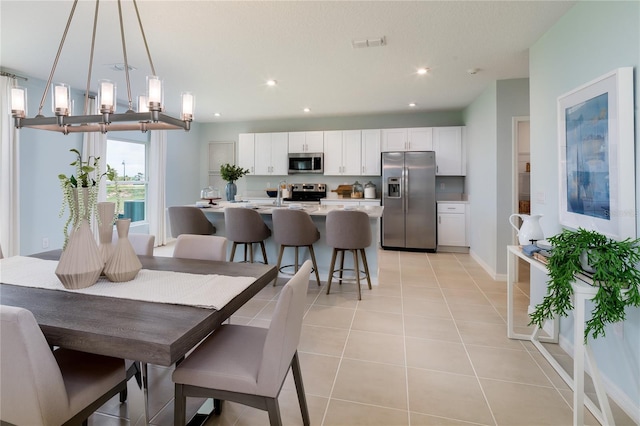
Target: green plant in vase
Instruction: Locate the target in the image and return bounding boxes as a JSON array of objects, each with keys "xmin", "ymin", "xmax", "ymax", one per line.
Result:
[
  {"xmin": 529, "ymin": 228, "xmax": 640, "ymax": 341},
  {"xmin": 58, "ymin": 148, "xmax": 116, "ymax": 248},
  {"xmin": 219, "ymin": 163, "xmax": 249, "ymax": 201}
]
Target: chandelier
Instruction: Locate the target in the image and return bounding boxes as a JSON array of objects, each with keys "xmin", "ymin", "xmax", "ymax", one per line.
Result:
[{"xmin": 10, "ymin": 0, "xmax": 193, "ymax": 134}]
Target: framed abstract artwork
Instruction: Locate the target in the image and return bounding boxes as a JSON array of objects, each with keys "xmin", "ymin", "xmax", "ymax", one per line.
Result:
[{"xmin": 557, "ymin": 67, "xmax": 635, "ymax": 240}]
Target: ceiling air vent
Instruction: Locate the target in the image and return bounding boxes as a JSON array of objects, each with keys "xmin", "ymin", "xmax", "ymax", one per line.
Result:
[{"xmin": 352, "ymin": 36, "xmax": 386, "ymax": 49}]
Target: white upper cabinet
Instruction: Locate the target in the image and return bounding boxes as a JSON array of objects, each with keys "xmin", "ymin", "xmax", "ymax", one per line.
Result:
[
  {"xmin": 288, "ymin": 131, "xmax": 324, "ymax": 153},
  {"xmin": 433, "ymin": 126, "xmax": 466, "ymax": 176},
  {"xmin": 361, "ymin": 129, "xmax": 381, "ymax": 175},
  {"xmin": 324, "ymin": 130, "xmax": 361, "ymax": 176},
  {"xmin": 254, "ymin": 132, "xmax": 288, "ymax": 175},
  {"xmin": 382, "ymin": 127, "xmax": 433, "ymax": 151},
  {"xmin": 238, "ymin": 133, "xmax": 256, "ymax": 174}
]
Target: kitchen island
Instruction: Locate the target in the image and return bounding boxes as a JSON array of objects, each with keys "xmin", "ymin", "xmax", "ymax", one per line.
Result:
[{"xmin": 198, "ymin": 202, "xmax": 383, "ymax": 285}]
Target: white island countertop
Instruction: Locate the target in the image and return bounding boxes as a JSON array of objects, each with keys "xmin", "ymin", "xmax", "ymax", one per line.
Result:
[{"xmin": 195, "ymin": 201, "xmax": 383, "ymax": 218}]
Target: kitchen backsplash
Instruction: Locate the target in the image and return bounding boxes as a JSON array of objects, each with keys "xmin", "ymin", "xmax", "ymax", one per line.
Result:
[{"xmin": 237, "ymin": 175, "xmax": 465, "ymax": 199}]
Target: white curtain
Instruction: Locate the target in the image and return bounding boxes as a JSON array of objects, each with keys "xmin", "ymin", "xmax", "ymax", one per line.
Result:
[
  {"xmin": 0, "ymin": 76, "xmax": 21, "ymax": 256},
  {"xmin": 81, "ymin": 97, "xmax": 107, "ymax": 239},
  {"xmin": 148, "ymin": 130, "xmax": 167, "ymax": 246}
]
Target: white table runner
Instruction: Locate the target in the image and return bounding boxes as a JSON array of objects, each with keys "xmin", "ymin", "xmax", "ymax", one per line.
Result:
[{"xmin": 0, "ymin": 256, "xmax": 255, "ymax": 310}]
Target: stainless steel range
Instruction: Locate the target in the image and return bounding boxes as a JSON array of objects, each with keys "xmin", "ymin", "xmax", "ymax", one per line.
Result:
[{"xmin": 285, "ymin": 183, "xmax": 326, "ymax": 202}]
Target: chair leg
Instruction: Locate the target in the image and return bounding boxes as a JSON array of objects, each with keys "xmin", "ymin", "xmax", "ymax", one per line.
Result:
[
  {"xmin": 174, "ymin": 384, "xmax": 186, "ymax": 426},
  {"xmin": 230, "ymin": 242, "xmax": 238, "ymax": 262},
  {"xmin": 360, "ymin": 248, "xmax": 372, "ymax": 290},
  {"xmin": 291, "ymin": 351, "xmax": 311, "ymax": 426},
  {"xmin": 339, "ymin": 249, "xmax": 345, "ymax": 283},
  {"xmin": 265, "ymin": 397, "xmax": 283, "ymax": 426},
  {"xmin": 249, "ymin": 242, "xmax": 255, "ymax": 263},
  {"xmin": 294, "ymin": 246, "xmax": 299, "ymax": 273},
  {"xmin": 243, "ymin": 243, "xmax": 248, "ymax": 262},
  {"xmin": 308, "ymin": 245, "xmax": 321, "ymax": 286},
  {"xmin": 273, "ymin": 245, "xmax": 285, "ymax": 286},
  {"xmin": 353, "ymin": 249, "xmax": 362, "ymax": 300},
  {"xmin": 260, "ymin": 241, "xmax": 268, "ymax": 264},
  {"xmin": 326, "ymin": 248, "xmax": 338, "ymax": 295}
]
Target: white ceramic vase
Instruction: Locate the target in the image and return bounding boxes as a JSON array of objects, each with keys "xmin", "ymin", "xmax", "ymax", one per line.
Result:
[
  {"xmin": 55, "ymin": 188, "xmax": 103, "ymax": 289},
  {"xmin": 104, "ymin": 219, "xmax": 142, "ymax": 282},
  {"xmin": 97, "ymin": 202, "xmax": 116, "ymax": 269}
]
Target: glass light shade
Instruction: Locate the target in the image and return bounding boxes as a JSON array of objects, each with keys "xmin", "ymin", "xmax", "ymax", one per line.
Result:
[
  {"xmin": 137, "ymin": 95, "xmax": 149, "ymax": 113},
  {"xmin": 52, "ymin": 83, "xmax": 70, "ymax": 116},
  {"xmin": 181, "ymin": 92, "xmax": 194, "ymax": 121},
  {"xmin": 146, "ymin": 75, "xmax": 163, "ymax": 110},
  {"xmin": 11, "ymin": 87, "xmax": 27, "ymax": 117},
  {"xmin": 98, "ymin": 79, "xmax": 116, "ymax": 113}
]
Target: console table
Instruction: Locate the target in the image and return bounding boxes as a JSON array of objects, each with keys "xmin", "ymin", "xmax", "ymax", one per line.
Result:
[{"xmin": 507, "ymin": 245, "xmax": 615, "ymax": 426}]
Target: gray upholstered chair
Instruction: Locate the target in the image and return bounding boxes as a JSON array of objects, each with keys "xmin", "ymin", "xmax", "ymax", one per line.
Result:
[
  {"xmin": 168, "ymin": 206, "xmax": 216, "ymax": 238},
  {"xmin": 0, "ymin": 244, "xmax": 3, "ymax": 259},
  {"xmin": 172, "ymin": 261, "xmax": 312, "ymax": 426},
  {"xmin": 0, "ymin": 305, "xmax": 127, "ymax": 426},
  {"xmin": 225, "ymin": 208, "xmax": 271, "ymax": 263},
  {"xmin": 325, "ymin": 209, "xmax": 373, "ymax": 300},
  {"xmin": 271, "ymin": 209, "xmax": 321, "ymax": 287},
  {"xmin": 112, "ymin": 231, "xmax": 155, "ymax": 256},
  {"xmin": 173, "ymin": 234, "xmax": 228, "ymax": 261}
]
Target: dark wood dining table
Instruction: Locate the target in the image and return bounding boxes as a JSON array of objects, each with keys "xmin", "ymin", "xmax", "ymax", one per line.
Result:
[
  {"xmin": 0, "ymin": 250, "xmax": 277, "ymax": 366},
  {"xmin": 0, "ymin": 250, "xmax": 277, "ymax": 424}
]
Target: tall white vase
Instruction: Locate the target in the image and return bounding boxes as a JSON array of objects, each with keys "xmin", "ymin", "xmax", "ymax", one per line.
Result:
[
  {"xmin": 97, "ymin": 202, "xmax": 116, "ymax": 269},
  {"xmin": 55, "ymin": 188, "xmax": 103, "ymax": 289},
  {"xmin": 104, "ymin": 219, "xmax": 142, "ymax": 282}
]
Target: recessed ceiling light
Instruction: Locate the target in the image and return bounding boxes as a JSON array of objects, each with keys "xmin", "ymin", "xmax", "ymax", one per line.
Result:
[
  {"xmin": 214, "ymin": 113, "xmax": 221, "ymax": 117},
  {"xmin": 417, "ymin": 67, "xmax": 429, "ymax": 75},
  {"xmin": 266, "ymin": 79, "xmax": 277, "ymax": 86},
  {"xmin": 110, "ymin": 63, "xmax": 137, "ymax": 72},
  {"xmin": 303, "ymin": 108, "xmax": 311, "ymax": 113},
  {"xmin": 467, "ymin": 68, "xmax": 479, "ymax": 75},
  {"xmin": 409, "ymin": 103, "xmax": 416, "ymax": 107}
]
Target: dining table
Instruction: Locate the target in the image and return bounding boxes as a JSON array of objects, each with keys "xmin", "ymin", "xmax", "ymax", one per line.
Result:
[{"xmin": 0, "ymin": 250, "xmax": 277, "ymax": 424}]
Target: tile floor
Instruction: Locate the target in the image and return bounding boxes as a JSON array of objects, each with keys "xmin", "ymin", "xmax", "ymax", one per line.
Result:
[{"xmin": 89, "ymin": 244, "xmax": 634, "ymax": 425}]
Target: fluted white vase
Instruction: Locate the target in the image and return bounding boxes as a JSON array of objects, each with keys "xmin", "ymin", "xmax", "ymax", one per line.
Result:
[
  {"xmin": 97, "ymin": 202, "xmax": 116, "ymax": 269},
  {"xmin": 55, "ymin": 188, "xmax": 103, "ymax": 289},
  {"xmin": 104, "ymin": 219, "xmax": 142, "ymax": 282}
]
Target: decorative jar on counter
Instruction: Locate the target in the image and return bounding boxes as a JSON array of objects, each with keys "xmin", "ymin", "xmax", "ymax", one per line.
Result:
[
  {"xmin": 352, "ymin": 181, "xmax": 364, "ymax": 198},
  {"xmin": 364, "ymin": 181, "xmax": 376, "ymax": 199}
]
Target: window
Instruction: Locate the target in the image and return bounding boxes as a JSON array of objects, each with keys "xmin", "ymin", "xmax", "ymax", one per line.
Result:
[{"xmin": 106, "ymin": 139, "xmax": 147, "ymax": 223}]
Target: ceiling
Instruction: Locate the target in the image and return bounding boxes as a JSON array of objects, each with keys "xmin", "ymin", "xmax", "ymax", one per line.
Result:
[{"xmin": 1, "ymin": 1, "xmax": 575, "ymax": 123}]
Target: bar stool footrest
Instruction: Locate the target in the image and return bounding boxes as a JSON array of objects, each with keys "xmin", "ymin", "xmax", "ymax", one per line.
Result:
[{"xmin": 331, "ymin": 268, "xmax": 367, "ymax": 284}]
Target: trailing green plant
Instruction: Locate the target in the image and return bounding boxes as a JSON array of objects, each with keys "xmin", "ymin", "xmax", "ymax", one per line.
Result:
[
  {"xmin": 529, "ymin": 228, "xmax": 640, "ymax": 342},
  {"xmin": 219, "ymin": 163, "xmax": 249, "ymax": 182},
  {"xmin": 58, "ymin": 148, "xmax": 116, "ymax": 248}
]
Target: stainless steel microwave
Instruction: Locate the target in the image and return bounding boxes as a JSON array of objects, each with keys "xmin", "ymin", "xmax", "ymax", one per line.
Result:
[{"xmin": 288, "ymin": 153, "xmax": 323, "ymax": 174}]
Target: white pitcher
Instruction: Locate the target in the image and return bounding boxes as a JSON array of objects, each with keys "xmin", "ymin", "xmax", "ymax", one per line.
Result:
[{"xmin": 509, "ymin": 214, "xmax": 544, "ymax": 245}]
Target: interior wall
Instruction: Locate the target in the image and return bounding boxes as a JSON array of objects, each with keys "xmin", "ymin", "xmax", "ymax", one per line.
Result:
[
  {"xmin": 495, "ymin": 78, "xmax": 530, "ymax": 275},
  {"xmin": 462, "ymin": 82, "xmax": 498, "ymax": 275},
  {"xmin": 530, "ymin": 0, "xmax": 640, "ymax": 414},
  {"xmin": 198, "ymin": 110, "xmax": 465, "ymax": 198}
]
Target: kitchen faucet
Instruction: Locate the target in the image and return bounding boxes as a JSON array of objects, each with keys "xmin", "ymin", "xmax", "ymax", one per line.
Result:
[{"xmin": 275, "ymin": 180, "xmax": 287, "ymax": 207}]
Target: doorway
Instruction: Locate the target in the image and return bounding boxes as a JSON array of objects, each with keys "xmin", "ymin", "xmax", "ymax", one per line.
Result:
[{"xmin": 512, "ymin": 116, "xmax": 531, "ymax": 281}]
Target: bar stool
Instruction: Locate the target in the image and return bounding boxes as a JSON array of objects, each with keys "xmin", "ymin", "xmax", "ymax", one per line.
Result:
[
  {"xmin": 325, "ymin": 209, "xmax": 372, "ymax": 300},
  {"xmin": 224, "ymin": 208, "xmax": 271, "ymax": 263},
  {"xmin": 271, "ymin": 208, "xmax": 321, "ymax": 286},
  {"xmin": 168, "ymin": 206, "xmax": 216, "ymax": 237}
]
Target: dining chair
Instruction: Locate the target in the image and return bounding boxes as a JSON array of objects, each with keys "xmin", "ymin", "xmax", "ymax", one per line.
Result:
[
  {"xmin": 112, "ymin": 231, "xmax": 155, "ymax": 256},
  {"xmin": 172, "ymin": 261, "xmax": 312, "ymax": 426},
  {"xmin": 168, "ymin": 206, "xmax": 216, "ymax": 238},
  {"xmin": 0, "ymin": 244, "xmax": 3, "ymax": 259},
  {"xmin": 173, "ymin": 234, "xmax": 228, "ymax": 261},
  {"xmin": 0, "ymin": 305, "xmax": 127, "ymax": 426}
]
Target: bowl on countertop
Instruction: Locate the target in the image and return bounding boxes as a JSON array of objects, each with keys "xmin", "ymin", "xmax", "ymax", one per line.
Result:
[{"xmin": 266, "ymin": 189, "xmax": 278, "ymax": 198}]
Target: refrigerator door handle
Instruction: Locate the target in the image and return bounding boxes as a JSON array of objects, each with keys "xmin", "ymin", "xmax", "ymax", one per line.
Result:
[{"xmin": 404, "ymin": 167, "xmax": 409, "ymax": 211}]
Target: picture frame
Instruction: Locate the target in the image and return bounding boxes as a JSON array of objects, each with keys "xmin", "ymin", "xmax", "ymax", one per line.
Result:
[{"xmin": 557, "ymin": 67, "xmax": 636, "ymax": 240}]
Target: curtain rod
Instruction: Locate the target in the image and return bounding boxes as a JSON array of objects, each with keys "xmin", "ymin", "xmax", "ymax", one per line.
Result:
[{"xmin": 0, "ymin": 70, "xmax": 28, "ymax": 81}]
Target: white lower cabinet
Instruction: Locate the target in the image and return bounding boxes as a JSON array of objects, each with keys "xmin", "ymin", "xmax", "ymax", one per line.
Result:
[{"xmin": 437, "ymin": 203, "xmax": 469, "ymax": 248}]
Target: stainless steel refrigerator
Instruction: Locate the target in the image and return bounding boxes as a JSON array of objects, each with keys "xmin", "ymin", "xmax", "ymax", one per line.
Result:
[{"xmin": 381, "ymin": 151, "xmax": 437, "ymax": 251}]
